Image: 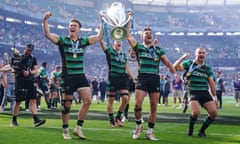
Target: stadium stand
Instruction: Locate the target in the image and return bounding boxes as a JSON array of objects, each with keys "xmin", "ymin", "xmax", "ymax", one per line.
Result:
[{"xmin": 0, "ymin": 0, "xmax": 240, "ymax": 95}]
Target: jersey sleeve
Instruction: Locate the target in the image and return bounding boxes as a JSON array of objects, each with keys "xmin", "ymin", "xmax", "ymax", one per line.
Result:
[
  {"xmin": 181, "ymin": 59, "xmax": 192, "ymax": 71},
  {"xmin": 158, "ymin": 46, "xmax": 166, "ymax": 57},
  {"xmin": 208, "ymin": 66, "xmax": 214, "ymax": 79}
]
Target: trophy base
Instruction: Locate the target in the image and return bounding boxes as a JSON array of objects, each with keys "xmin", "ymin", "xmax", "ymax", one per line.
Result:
[{"xmin": 111, "ymin": 26, "xmax": 127, "ymax": 41}]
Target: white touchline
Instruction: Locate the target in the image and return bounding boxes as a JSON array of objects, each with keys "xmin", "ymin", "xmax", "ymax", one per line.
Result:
[{"xmin": 1, "ymin": 124, "xmax": 240, "ymax": 137}]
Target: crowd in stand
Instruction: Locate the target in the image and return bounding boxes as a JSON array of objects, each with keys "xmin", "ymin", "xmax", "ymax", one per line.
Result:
[
  {"xmin": 2, "ymin": 0, "xmax": 240, "ymax": 29},
  {"xmin": 1, "ymin": 19, "xmax": 239, "ymax": 60},
  {"xmin": 0, "ymin": 0, "xmax": 240, "ymax": 96},
  {"xmin": 0, "ymin": 20, "xmax": 239, "ymax": 95}
]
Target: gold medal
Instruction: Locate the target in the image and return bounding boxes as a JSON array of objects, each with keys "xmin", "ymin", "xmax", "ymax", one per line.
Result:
[
  {"xmin": 186, "ymin": 72, "xmax": 191, "ymax": 77},
  {"xmin": 73, "ymin": 53, "xmax": 77, "ymax": 58},
  {"xmin": 71, "ymin": 39, "xmax": 79, "ymax": 59}
]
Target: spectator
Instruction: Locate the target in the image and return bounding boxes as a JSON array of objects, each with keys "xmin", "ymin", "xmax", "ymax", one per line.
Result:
[
  {"xmin": 91, "ymin": 76, "xmax": 99, "ymax": 103},
  {"xmin": 215, "ymin": 71, "xmax": 225, "ymax": 109},
  {"xmin": 99, "ymin": 78, "xmax": 107, "ymax": 103},
  {"xmin": 233, "ymin": 74, "xmax": 240, "ymax": 107}
]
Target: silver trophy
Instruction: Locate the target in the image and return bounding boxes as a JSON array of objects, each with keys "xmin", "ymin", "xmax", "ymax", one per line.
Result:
[{"xmin": 101, "ymin": 2, "xmax": 132, "ymax": 40}]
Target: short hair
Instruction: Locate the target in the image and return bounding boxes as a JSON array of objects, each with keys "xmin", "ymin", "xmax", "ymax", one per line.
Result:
[
  {"xmin": 42, "ymin": 62, "xmax": 47, "ymax": 67},
  {"xmin": 143, "ymin": 27, "xmax": 152, "ymax": 32},
  {"xmin": 56, "ymin": 65, "xmax": 61, "ymax": 69},
  {"xmin": 195, "ymin": 47, "xmax": 206, "ymax": 55},
  {"xmin": 70, "ymin": 19, "xmax": 82, "ymax": 28},
  {"xmin": 26, "ymin": 43, "xmax": 34, "ymax": 51}
]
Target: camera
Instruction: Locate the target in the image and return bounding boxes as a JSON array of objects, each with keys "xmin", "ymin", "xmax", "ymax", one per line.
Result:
[{"xmin": 10, "ymin": 48, "xmax": 26, "ymax": 72}]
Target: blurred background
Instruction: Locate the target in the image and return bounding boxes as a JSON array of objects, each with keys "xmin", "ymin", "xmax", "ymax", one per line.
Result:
[{"xmin": 0, "ymin": 0, "xmax": 239, "ymax": 95}]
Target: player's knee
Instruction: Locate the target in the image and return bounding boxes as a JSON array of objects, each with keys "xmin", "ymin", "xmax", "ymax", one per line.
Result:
[
  {"xmin": 121, "ymin": 94, "xmax": 128, "ymax": 101},
  {"xmin": 150, "ymin": 106, "xmax": 157, "ymax": 113},
  {"xmin": 191, "ymin": 111, "xmax": 200, "ymax": 118},
  {"xmin": 134, "ymin": 105, "xmax": 142, "ymax": 112},
  {"xmin": 61, "ymin": 100, "xmax": 72, "ymax": 114},
  {"xmin": 209, "ymin": 110, "xmax": 217, "ymax": 118},
  {"xmin": 83, "ymin": 99, "xmax": 92, "ymax": 106}
]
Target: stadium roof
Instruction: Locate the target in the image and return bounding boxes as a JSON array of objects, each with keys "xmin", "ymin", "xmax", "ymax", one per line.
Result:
[{"xmin": 129, "ymin": 0, "xmax": 240, "ymax": 6}]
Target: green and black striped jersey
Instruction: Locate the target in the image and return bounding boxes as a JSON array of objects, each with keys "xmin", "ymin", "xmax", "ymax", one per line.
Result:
[
  {"xmin": 181, "ymin": 59, "xmax": 214, "ymax": 91},
  {"xmin": 38, "ymin": 66, "xmax": 48, "ymax": 85},
  {"xmin": 51, "ymin": 70, "xmax": 62, "ymax": 85},
  {"xmin": 133, "ymin": 42, "xmax": 165, "ymax": 75},
  {"xmin": 104, "ymin": 47, "xmax": 127, "ymax": 76},
  {"xmin": 57, "ymin": 36, "xmax": 90, "ymax": 75}
]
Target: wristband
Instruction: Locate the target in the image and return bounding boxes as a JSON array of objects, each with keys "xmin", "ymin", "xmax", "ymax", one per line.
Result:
[{"xmin": 212, "ymin": 96, "xmax": 217, "ymax": 101}]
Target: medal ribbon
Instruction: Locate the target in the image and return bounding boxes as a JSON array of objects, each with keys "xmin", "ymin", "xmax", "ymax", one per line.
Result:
[
  {"xmin": 188, "ymin": 61, "xmax": 204, "ymax": 74},
  {"xmin": 144, "ymin": 44, "xmax": 157, "ymax": 60},
  {"xmin": 71, "ymin": 40, "xmax": 79, "ymax": 57},
  {"xmin": 117, "ymin": 52, "xmax": 124, "ymax": 64}
]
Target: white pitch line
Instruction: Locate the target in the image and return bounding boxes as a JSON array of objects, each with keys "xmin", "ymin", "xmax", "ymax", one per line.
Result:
[{"xmin": 1, "ymin": 124, "xmax": 240, "ymax": 137}]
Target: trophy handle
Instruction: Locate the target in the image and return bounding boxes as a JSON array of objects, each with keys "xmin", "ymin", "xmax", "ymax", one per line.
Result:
[
  {"xmin": 120, "ymin": 15, "xmax": 132, "ymax": 27},
  {"xmin": 101, "ymin": 12, "xmax": 117, "ymax": 27}
]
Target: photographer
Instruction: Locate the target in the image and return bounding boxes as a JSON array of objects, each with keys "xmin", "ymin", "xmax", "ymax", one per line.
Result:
[
  {"xmin": 11, "ymin": 43, "xmax": 46, "ymax": 127},
  {"xmin": 0, "ymin": 62, "xmax": 7, "ymax": 112}
]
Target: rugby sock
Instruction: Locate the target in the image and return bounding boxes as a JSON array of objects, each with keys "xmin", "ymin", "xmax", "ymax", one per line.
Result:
[
  {"xmin": 77, "ymin": 120, "xmax": 84, "ymax": 127},
  {"xmin": 47, "ymin": 98, "xmax": 52, "ymax": 108},
  {"xmin": 148, "ymin": 122, "xmax": 155, "ymax": 129},
  {"xmin": 136, "ymin": 119, "xmax": 142, "ymax": 125},
  {"xmin": 147, "ymin": 122, "xmax": 155, "ymax": 134},
  {"xmin": 199, "ymin": 116, "xmax": 214, "ymax": 132},
  {"xmin": 51, "ymin": 98, "xmax": 54, "ymax": 107},
  {"xmin": 124, "ymin": 104, "xmax": 129, "ymax": 118},
  {"xmin": 116, "ymin": 111, "xmax": 122, "ymax": 119},
  {"xmin": 109, "ymin": 113, "xmax": 114, "ymax": 123},
  {"xmin": 188, "ymin": 116, "xmax": 197, "ymax": 136},
  {"xmin": 12, "ymin": 116, "xmax": 17, "ymax": 122},
  {"xmin": 53, "ymin": 98, "xmax": 57, "ymax": 108},
  {"xmin": 62, "ymin": 124, "xmax": 68, "ymax": 129},
  {"xmin": 33, "ymin": 115, "xmax": 39, "ymax": 123}
]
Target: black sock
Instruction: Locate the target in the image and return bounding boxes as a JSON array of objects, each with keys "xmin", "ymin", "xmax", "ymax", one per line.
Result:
[
  {"xmin": 33, "ymin": 115, "xmax": 39, "ymax": 123},
  {"xmin": 124, "ymin": 104, "xmax": 129, "ymax": 118},
  {"xmin": 47, "ymin": 98, "xmax": 51, "ymax": 108},
  {"xmin": 148, "ymin": 122, "xmax": 155, "ymax": 129},
  {"xmin": 115, "ymin": 111, "xmax": 122, "ymax": 119},
  {"xmin": 109, "ymin": 113, "xmax": 114, "ymax": 123},
  {"xmin": 12, "ymin": 116, "xmax": 17, "ymax": 122},
  {"xmin": 136, "ymin": 119, "xmax": 142, "ymax": 125},
  {"xmin": 188, "ymin": 116, "xmax": 197, "ymax": 134},
  {"xmin": 62, "ymin": 124, "xmax": 68, "ymax": 129},
  {"xmin": 77, "ymin": 120, "xmax": 84, "ymax": 127},
  {"xmin": 199, "ymin": 116, "xmax": 214, "ymax": 132}
]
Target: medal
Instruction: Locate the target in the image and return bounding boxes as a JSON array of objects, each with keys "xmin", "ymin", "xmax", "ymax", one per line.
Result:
[
  {"xmin": 186, "ymin": 72, "xmax": 191, "ymax": 77},
  {"xmin": 71, "ymin": 39, "xmax": 79, "ymax": 59},
  {"xmin": 73, "ymin": 53, "xmax": 77, "ymax": 58}
]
